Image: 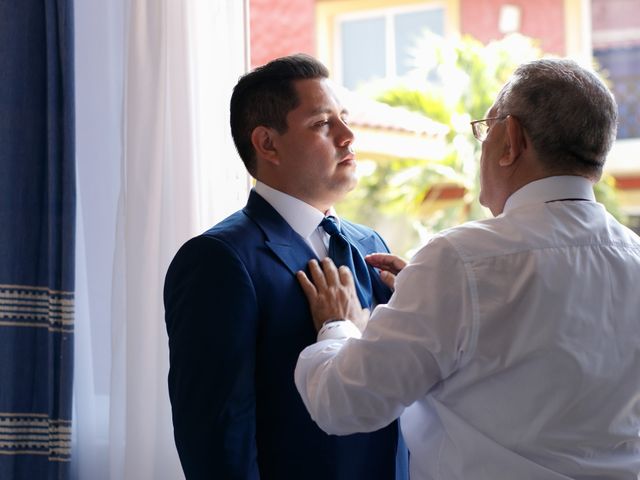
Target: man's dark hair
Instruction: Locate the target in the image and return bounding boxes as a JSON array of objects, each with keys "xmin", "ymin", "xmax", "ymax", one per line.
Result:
[
  {"xmin": 494, "ymin": 58, "xmax": 618, "ymax": 180},
  {"xmin": 230, "ymin": 53, "xmax": 330, "ymax": 177}
]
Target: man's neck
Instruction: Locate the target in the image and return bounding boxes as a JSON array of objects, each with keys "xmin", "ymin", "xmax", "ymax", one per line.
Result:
[{"xmin": 254, "ymin": 180, "xmax": 334, "ymax": 214}]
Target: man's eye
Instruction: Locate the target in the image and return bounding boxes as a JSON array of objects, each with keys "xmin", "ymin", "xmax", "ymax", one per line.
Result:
[{"xmin": 315, "ymin": 120, "xmax": 329, "ymax": 128}]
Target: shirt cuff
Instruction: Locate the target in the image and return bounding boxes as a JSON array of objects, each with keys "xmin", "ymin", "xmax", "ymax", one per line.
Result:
[{"xmin": 317, "ymin": 319, "xmax": 362, "ymax": 341}]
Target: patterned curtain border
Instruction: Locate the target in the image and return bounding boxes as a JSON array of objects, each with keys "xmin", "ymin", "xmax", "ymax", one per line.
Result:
[
  {"xmin": 0, "ymin": 284, "xmax": 74, "ymax": 334},
  {"xmin": 0, "ymin": 413, "xmax": 71, "ymax": 462}
]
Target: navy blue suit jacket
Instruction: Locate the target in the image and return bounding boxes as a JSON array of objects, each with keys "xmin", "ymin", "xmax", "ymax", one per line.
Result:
[{"xmin": 164, "ymin": 190, "xmax": 407, "ymax": 479}]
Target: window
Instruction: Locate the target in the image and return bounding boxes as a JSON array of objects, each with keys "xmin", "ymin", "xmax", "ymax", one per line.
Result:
[
  {"xmin": 337, "ymin": 5, "xmax": 445, "ymax": 89},
  {"xmin": 591, "ymin": 0, "xmax": 640, "ymax": 140}
]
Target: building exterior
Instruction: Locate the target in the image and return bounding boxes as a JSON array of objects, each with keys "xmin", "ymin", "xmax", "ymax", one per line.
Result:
[
  {"xmin": 249, "ymin": 0, "xmax": 451, "ymax": 181},
  {"xmin": 591, "ymin": 0, "xmax": 640, "ymax": 222},
  {"xmin": 249, "ymin": 0, "xmax": 640, "ymax": 229},
  {"xmin": 249, "ymin": 0, "xmax": 316, "ymax": 68}
]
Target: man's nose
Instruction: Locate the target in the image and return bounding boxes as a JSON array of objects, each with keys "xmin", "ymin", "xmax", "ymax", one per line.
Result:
[{"xmin": 336, "ymin": 120, "xmax": 354, "ymax": 146}]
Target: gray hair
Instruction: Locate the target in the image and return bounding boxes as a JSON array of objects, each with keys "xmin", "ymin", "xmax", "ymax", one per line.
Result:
[{"xmin": 494, "ymin": 58, "xmax": 618, "ymax": 179}]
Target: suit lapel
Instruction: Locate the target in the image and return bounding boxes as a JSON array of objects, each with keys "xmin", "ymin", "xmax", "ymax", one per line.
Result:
[
  {"xmin": 244, "ymin": 190, "xmax": 392, "ymax": 302},
  {"xmin": 243, "ymin": 190, "xmax": 317, "ymax": 275},
  {"xmin": 265, "ymin": 241, "xmax": 316, "ymax": 276}
]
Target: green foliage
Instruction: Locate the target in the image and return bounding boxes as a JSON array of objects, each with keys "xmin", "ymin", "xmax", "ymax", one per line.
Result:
[
  {"xmin": 378, "ymin": 89, "xmax": 450, "ymax": 126},
  {"xmin": 338, "ymin": 32, "xmax": 628, "ymax": 256},
  {"xmin": 594, "ymin": 174, "xmax": 628, "ymax": 224},
  {"xmin": 339, "ymin": 33, "xmax": 543, "ymax": 255}
]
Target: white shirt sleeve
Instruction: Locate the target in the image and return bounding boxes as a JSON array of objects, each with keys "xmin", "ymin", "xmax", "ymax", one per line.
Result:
[
  {"xmin": 317, "ymin": 320, "xmax": 362, "ymax": 341},
  {"xmin": 294, "ymin": 236, "xmax": 477, "ymax": 435}
]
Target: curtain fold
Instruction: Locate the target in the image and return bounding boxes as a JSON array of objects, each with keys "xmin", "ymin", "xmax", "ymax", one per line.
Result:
[
  {"xmin": 0, "ymin": 1, "xmax": 75, "ymax": 479},
  {"xmin": 113, "ymin": 2, "xmax": 249, "ymax": 478},
  {"xmin": 73, "ymin": 1, "xmax": 248, "ymax": 479}
]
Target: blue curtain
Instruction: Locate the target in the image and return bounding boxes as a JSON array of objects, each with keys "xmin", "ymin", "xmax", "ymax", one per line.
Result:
[{"xmin": 0, "ymin": 0, "xmax": 75, "ymax": 478}]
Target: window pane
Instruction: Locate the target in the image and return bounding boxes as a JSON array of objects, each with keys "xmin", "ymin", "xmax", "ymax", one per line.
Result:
[
  {"xmin": 340, "ymin": 17, "xmax": 386, "ymax": 89},
  {"xmin": 593, "ymin": 46, "xmax": 640, "ymax": 139},
  {"xmin": 591, "ymin": 0, "xmax": 640, "ymax": 140},
  {"xmin": 395, "ymin": 8, "xmax": 444, "ymax": 76}
]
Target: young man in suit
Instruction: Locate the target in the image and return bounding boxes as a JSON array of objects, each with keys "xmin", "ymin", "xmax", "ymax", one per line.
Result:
[{"xmin": 164, "ymin": 54, "xmax": 407, "ymax": 479}]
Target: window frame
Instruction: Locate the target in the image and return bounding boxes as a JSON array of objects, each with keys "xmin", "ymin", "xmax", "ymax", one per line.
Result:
[{"xmin": 333, "ymin": 2, "xmax": 447, "ymax": 88}]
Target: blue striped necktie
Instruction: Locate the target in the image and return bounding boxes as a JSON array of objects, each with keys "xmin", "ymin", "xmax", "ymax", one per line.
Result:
[{"xmin": 320, "ymin": 216, "xmax": 373, "ymax": 308}]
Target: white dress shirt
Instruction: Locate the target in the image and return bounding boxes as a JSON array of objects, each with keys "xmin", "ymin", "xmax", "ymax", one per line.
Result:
[
  {"xmin": 254, "ymin": 181, "xmax": 335, "ymax": 258},
  {"xmin": 295, "ymin": 176, "xmax": 640, "ymax": 479}
]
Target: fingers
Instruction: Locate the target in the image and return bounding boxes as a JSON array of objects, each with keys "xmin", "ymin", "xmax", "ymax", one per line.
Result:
[
  {"xmin": 320, "ymin": 257, "xmax": 340, "ymax": 286},
  {"xmin": 307, "ymin": 259, "xmax": 328, "ymax": 291},
  {"xmin": 299, "ymin": 259, "xmax": 360, "ymax": 332},
  {"xmin": 365, "ymin": 253, "xmax": 407, "ymax": 275},
  {"xmin": 366, "ymin": 253, "xmax": 405, "ymax": 273},
  {"xmin": 338, "ymin": 265, "xmax": 361, "ymax": 307},
  {"xmin": 299, "ymin": 258, "xmax": 341, "ymax": 296},
  {"xmin": 364, "ymin": 253, "xmax": 388, "ymax": 269},
  {"xmin": 337, "ymin": 264, "xmax": 355, "ymax": 289},
  {"xmin": 296, "ymin": 270, "xmax": 317, "ymax": 301}
]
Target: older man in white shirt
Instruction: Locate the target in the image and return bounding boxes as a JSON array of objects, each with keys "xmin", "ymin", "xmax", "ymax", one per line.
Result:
[{"xmin": 294, "ymin": 58, "xmax": 640, "ymax": 480}]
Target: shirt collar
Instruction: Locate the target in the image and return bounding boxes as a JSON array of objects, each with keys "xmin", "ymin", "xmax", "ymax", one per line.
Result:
[
  {"xmin": 254, "ymin": 181, "xmax": 336, "ymax": 239},
  {"xmin": 503, "ymin": 176, "xmax": 596, "ymax": 214}
]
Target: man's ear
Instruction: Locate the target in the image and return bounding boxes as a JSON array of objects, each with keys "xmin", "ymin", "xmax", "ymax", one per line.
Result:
[
  {"xmin": 251, "ymin": 126, "xmax": 279, "ymax": 165},
  {"xmin": 499, "ymin": 115, "xmax": 527, "ymax": 167}
]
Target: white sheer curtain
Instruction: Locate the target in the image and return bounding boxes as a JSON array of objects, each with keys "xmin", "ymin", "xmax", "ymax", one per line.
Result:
[{"xmin": 73, "ymin": 1, "xmax": 249, "ymax": 479}]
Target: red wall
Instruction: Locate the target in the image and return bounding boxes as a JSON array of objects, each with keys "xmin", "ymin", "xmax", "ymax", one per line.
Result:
[
  {"xmin": 460, "ymin": 0, "xmax": 566, "ymax": 55},
  {"xmin": 250, "ymin": 0, "xmax": 316, "ymax": 68},
  {"xmin": 250, "ymin": 0, "xmax": 569, "ymax": 67},
  {"xmin": 592, "ymin": 0, "xmax": 640, "ymax": 31}
]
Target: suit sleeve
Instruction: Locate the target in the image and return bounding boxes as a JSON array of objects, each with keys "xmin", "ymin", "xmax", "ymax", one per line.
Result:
[{"xmin": 164, "ymin": 235, "xmax": 260, "ymax": 479}]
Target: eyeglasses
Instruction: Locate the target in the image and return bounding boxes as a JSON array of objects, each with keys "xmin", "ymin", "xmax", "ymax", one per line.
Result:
[{"xmin": 470, "ymin": 116, "xmax": 508, "ymax": 142}]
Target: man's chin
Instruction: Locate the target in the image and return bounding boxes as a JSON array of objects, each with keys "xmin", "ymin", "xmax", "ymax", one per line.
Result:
[
  {"xmin": 344, "ymin": 175, "xmax": 358, "ymax": 193},
  {"xmin": 330, "ymin": 176, "xmax": 358, "ymax": 202}
]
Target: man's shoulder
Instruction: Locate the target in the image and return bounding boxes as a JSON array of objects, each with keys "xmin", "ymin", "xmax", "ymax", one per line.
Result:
[
  {"xmin": 434, "ymin": 202, "xmax": 640, "ymax": 262},
  {"xmin": 339, "ymin": 218, "xmax": 390, "ymax": 254},
  {"xmin": 339, "ymin": 218, "xmax": 379, "ymax": 236},
  {"xmin": 170, "ymin": 209, "xmax": 258, "ymax": 260},
  {"xmin": 202, "ymin": 208, "xmax": 256, "ymax": 240},
  {"xmin": 430, "ymin": 215, "xmax": 519, "ymax": 262}
]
